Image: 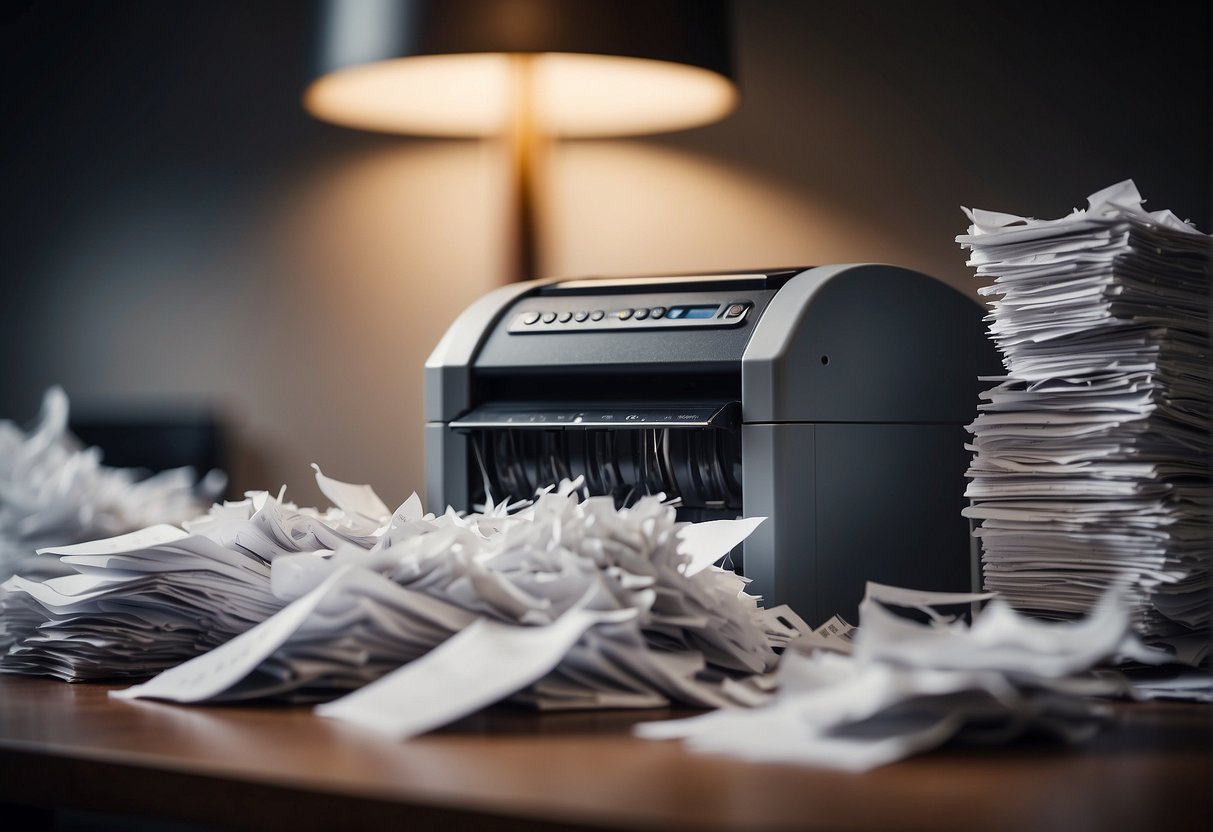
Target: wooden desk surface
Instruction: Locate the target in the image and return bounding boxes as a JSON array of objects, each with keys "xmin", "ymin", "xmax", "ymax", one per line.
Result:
[{"xmin": 0, "ymin": 675, "xmax": 1208, "ymax": 832}]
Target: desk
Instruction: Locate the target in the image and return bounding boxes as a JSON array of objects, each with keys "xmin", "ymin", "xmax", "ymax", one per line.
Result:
[{"xmin": 0, "ymin": 675, "xmax": 1208, "ymax": 831}]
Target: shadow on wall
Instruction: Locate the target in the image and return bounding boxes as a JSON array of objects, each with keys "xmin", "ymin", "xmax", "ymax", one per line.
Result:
[
  {"xmin": 12, "ymin": 139, "xmax": 505, "ymax": 510},
  {"xmin": 223, "ymin": 139, "xmax": 512, "ymax": 508}
]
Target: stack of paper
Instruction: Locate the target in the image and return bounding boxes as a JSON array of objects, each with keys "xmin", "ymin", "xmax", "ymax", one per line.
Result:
[
  {"xmin": 0, "ymin": 525, "xmax": 282, "ymax": 681},
  {"xmin": 0, "ymin": 465, "xmax": 403, "ymax": 682},
  {"xmin": 0, "ymin": 386, "xmax": 222, "ymax": 582},
  {"xmin": 635, "ymin": 583, "xmax": 1162, "ymax": 772},
  {"xmin": 955, "ymin": 181, "xmax": 1211, "ymax": 656}
]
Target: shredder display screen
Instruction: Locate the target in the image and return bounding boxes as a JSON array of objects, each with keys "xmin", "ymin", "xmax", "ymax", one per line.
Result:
[{"xmin": 667, "ymin": 305, "xmax": 718, "ymax": 320}]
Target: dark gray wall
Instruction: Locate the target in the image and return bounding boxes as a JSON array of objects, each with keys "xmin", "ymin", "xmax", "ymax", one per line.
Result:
[{"xmin": 2, "ymin": 0, "xmax": 1208, "ymax": 507}]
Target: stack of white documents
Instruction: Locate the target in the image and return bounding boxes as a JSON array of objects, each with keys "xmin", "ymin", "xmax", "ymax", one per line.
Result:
[
  {"xmin": 0, "ymin": 524, "xmax": 282, "ymax": 681},
  {"xmin": 0, "ymin": 465, "xmax": 401, "ymax": 682},
  {"xmin": 0, "ymin": 476, "xmax": 388, "ymax": 682},
  {"xmin": 0, "ymin": 386, "xmax": 222, "ymax": 582},
  {"xmin": 956, "ymin": 181, "xmax": 1211, "ymax": 656}
]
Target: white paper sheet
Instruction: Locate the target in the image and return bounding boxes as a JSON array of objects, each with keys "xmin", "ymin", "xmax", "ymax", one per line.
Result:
[
  {"xmin": 677, "ymin": 516, "xmax": 766, "ymax": 575},
  {"xmin": 113, "ymin": 566, "xmax": 357, "ymax": 702},
  {"xmin": 317, "ymin": 605, "xmax": 636, "ymax": 738}
]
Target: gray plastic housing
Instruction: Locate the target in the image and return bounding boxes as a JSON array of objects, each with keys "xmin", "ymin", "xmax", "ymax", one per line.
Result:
[
  {"xmin": 738, "ymin": 265, "xmax": 996, "ymax": 620},
  {"xmin": 423, "ymin": 265, "xmax": 999, "ymax": 624}
]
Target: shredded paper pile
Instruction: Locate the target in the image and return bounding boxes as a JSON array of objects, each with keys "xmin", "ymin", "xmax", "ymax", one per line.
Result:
[
  {"xmin": 3, "ymin": 450, "xmax": 1172, "ymax": 766},
  {"xmin": 2, "ymin": 446, "xmax": 792, "ymax": 714},
  {"xmin": 0, "ymin": 387, "xmax": 221, "ymax": 583},
  {"xmin": 636, "ymin": 582, "xmax": 1159, "ymax": 771},
  {"xmin": 955, "ymin": 180, "xmax": 1211, "ymax": 663}
]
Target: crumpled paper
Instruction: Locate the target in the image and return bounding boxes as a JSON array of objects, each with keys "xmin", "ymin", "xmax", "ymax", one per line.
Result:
[
  {"xmin": 4, "ymin": 461, "xmax": 793, "ymax": 721},
  {"xmin": 0, "ymin": 386, "xmax": 223, "ymax": 582},
  {"xmin": 109, "ymin": 475, "xmax": 788, "ymax": 716},
  {"xmin": 635, "ymin": 582, "xmax": 1168, "ymax": 771}
]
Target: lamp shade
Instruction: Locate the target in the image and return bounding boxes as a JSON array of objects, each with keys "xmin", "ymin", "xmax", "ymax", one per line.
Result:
[{"xmin": 304, "ymin": 0, "xmax": 737, "ymax": 138}]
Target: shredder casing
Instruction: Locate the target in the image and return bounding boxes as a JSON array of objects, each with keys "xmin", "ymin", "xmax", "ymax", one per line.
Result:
[{"xmin": 424, "ymin": 265, "xmax": 1000, "ymax": 624}]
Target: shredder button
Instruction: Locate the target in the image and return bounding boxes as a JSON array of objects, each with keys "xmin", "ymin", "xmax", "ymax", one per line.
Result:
[
  {"xmin": 616, "ymin": 309, "xmax": 634, "ymax": 320},
  {"xmin": 559, "ymin": 311, "xmax": 573, "ymax": 323},
  {"xmin": 522, "ymin": 312, "xmax": 541, "ymax": 325},
  {"xmin": 541, "ymin": 312, "xmax": 558, "ymax": 323}
]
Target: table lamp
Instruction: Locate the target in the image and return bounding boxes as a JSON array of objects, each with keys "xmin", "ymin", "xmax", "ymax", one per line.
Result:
[{"xmin": 303, "ymin": 0, "xmax": 738, "ymax": 282}]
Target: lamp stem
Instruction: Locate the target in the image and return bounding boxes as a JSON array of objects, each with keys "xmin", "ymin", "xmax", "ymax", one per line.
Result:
[{"xmin": 508, "ymin": 54, "xmax": 541, "ymax": 283}]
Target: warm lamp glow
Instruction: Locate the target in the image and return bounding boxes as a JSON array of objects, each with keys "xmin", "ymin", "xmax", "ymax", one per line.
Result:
[
  {"xmin": 304, "ymin": 52, "xmax": 738, "ymax": 138},
  {"xmin": 304, "ymin": 0, "xmax": 738, "ymax": 280}
]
